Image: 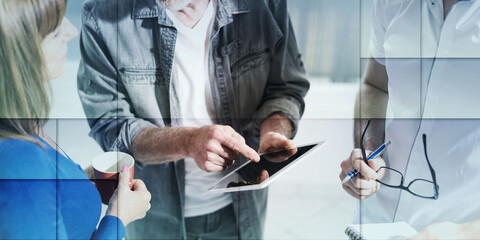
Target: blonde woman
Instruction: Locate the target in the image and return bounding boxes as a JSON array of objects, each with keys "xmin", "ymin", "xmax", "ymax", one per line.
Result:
[{"xmin": 0, "ymin": 0, "xmax": 151, "ymax": 239}]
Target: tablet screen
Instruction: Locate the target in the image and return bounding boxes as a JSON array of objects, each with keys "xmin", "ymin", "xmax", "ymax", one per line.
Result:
[{"xmin": 207, "ymin": 142, "xmax": 323, "ymax": 192}]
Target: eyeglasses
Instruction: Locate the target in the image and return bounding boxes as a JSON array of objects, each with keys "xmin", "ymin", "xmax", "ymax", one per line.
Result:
[{"xmin": 360, "ymin": 120, "xmax": 439, "ymax": 199}]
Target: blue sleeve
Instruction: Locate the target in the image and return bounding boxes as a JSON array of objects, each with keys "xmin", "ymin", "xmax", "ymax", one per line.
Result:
[
  {"xmin": 92, "ymin": 215, "xmax": 126, "ymax": 240},
  {"xmin": 0, "ymin": 142, "xmax": 69, "ymax": 239}
]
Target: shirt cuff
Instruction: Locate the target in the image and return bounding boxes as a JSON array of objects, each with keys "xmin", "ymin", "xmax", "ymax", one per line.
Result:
[
  {"xmin": 112, "ymin": 119, "xmax": 157, "ymax": 154},
  {"xmin": 252, "ymin": 98, "xmax": 302, "ymax": 139},
  {"xmin": 92, "ymin": 215, "xmax": 126, "ymax": 240}
]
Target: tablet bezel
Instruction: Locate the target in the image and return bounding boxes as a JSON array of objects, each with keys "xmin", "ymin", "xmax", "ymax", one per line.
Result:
[{"xmin": 205, "ymin": 141, "xmax": 325, "ymax": 193}]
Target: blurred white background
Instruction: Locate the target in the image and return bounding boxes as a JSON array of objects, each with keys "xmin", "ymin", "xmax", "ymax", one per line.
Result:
[{"xmin": 44, "ymin": 0, "xmax": 376, "ymax": 239}]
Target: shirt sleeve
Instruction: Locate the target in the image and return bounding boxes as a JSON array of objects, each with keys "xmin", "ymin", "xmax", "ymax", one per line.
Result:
[
  {"xmin": 252, "ymin": 0, "xmax": 310, "ymax": 138},
  {"xmin": 91, "ymin": 215, "xmax": 126, "ymax": 240},
  {"xmin": 370, "ymin": 0, "xmax": 388, "ymax": 65},
  {"xmin": 77, "ymin": 2, "xmax": 156, "ymax": 153}
]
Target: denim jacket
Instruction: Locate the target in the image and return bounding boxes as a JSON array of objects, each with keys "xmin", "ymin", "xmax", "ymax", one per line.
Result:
[{"xmin": 78, "ymin": 0, "xmax": 309, "ymax": 239}]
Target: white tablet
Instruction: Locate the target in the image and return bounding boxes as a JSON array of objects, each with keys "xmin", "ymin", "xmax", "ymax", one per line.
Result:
[{"xmin": 206, "ymin": 141, "xmax": 325, "ymax": 193}]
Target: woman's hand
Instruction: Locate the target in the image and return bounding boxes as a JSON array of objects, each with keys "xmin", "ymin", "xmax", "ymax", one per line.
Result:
[
  {"xmin": 105, "ymin": 166, "xmax": 151, "ymax": 227},
  {"xmin": 82, "ymin": 164, "xmax": 95, "ymax": 180}
]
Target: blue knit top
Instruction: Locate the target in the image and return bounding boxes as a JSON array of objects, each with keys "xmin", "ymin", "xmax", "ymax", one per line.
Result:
[{"xmin": 0, "ymin": 137, "xmax": 125, "ymax": 239}]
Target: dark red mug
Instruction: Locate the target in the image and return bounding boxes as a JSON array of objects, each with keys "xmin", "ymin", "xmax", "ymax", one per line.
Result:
[{"xmin": 92, "ymin": 152, "xmax": 134, "ymax": 205}]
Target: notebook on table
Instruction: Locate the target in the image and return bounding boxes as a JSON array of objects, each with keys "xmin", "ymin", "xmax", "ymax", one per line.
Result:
[{"xmin": 345, "ymin": 222, "xmax": 418, "ymax": 240}]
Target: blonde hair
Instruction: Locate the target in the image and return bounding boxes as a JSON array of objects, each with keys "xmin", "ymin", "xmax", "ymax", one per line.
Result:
[{"xmin": 0, "ymin": 0, "xmax": 67, "ymax": 142}]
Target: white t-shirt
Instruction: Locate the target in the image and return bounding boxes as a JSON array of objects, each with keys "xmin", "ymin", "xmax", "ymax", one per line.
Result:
[
  {"xmin": 358, "ymin": 0, "xmax": 480, "ymax": 230},
  {"xmin": 166, "ymin": 0, "xmax": 232, "ymax": 218}
]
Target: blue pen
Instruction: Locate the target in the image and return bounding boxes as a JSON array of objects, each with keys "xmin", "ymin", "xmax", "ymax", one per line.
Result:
[{"xmin": 341, "ymin": 141, "xmax": 391, "ymax": 184}]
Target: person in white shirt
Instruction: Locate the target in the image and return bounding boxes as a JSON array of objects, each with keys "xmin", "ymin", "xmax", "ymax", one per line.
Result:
[{"xmin": 340, "ymin": 0, "xmax": 480, "ymax": 238}]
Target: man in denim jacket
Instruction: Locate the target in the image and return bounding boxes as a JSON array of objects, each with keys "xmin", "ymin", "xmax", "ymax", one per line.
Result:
[{"xmin": 78, "ymin": 0, "xmax": 309, "ymax": 239}]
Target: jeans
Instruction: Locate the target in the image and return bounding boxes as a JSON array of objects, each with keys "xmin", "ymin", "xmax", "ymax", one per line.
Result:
[{"xmin": 185, "ymin": 204, "xmax": 239, "ymax": 240}]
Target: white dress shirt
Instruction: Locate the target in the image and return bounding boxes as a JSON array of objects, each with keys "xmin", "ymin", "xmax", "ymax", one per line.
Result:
[{"xmin": 358, "ymin": 0, "xmax": 480, "ymax": 230}]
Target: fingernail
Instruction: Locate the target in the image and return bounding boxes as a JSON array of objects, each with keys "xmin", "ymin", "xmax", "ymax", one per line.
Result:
[
  {"xmin": 261, "ymin": 171, "xmax": 267, "ymax": 177},
  {"xmin": 121, "ymin": 165, "xmax": 128, "ymax": 173}
]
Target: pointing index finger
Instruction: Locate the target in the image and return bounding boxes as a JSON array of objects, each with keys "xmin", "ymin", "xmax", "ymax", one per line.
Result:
[{"xmin": 221, "ymin": 138, "xmax": 260, "ymax": 163}]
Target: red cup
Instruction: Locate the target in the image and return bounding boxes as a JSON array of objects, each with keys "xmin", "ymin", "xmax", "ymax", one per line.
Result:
[{"xmin": 92, "ymin": 152, "xmax": 135, "ymax": 205}]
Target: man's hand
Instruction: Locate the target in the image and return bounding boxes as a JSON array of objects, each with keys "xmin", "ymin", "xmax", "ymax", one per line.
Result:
[
  {"xmin": 258, "ymin": 113, "xmax": 295, "ymax": 163},
  {"xmin": 339, "ymin": 149, "xmax": 386, "ymax": 200},
  {"xmin": 410, "ymin": 222, "xmax": 464, "ymax": 240},
  {"xmin": 410, "ymin": 220, "xmax": 480, "ymax": 240},
  {"xmin": 227, "ymin": 170, "xmax": 270, "ymax": 188},
  {"xmin": 258, "ymin": 132, "xmax": 296, "ymax": 163},
  {"xmin": 186, "ymin": 125, "xmax": 260, "ymax": 172}
]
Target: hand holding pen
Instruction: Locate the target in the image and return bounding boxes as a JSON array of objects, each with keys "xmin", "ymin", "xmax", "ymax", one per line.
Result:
[
  {"xmin": 339, "ymin": 142, "xmax": 389, "ymax": 200},
  {"xmin": 341, "ymin": 141, "xmax": 391, "ymax": 184}
]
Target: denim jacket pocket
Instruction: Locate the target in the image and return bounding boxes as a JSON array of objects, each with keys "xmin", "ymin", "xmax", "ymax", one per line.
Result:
[
  {"xmin": 118, "ymin": 68, "xmax": 170, "ymax": 119},
  {"xmin": 231, "ymin": 48, "xmax": 271, "ymax": 80},
  {"xmin": 230, "ymin": 48, "xmax": 272, "ymax": 118},
  {"xmin": 119, "ymin": 68, "xmax": 166, "ymax": 85}
]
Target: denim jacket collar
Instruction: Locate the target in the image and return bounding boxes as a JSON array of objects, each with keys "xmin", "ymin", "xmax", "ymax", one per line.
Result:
[
  {"xmin": 132, "ymin": 0, "xmax": 249, "ymax": 26},
  {"xmin": 216, "ymin": 0, "xmax": 249, "ymax": 26}
]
